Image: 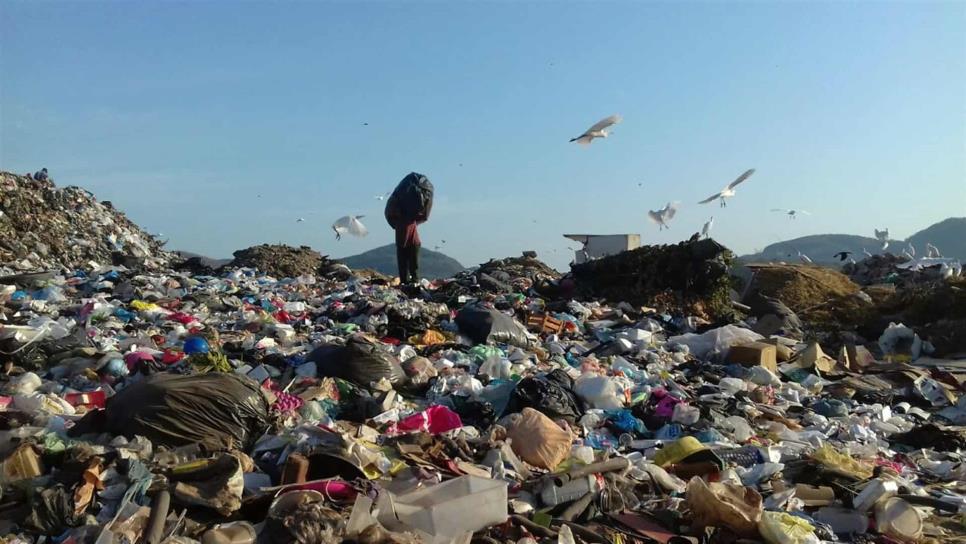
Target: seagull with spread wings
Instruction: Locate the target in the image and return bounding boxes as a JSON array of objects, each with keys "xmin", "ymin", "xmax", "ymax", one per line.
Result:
[
  {"xmin": 648, "ymin": 202, "xmax": 678, "ymax": 231},
  {"xmin": 698, "ymin": 169, "xmax": 756, "ymax": 207},
  {"xmin": 332, "ymin": 215, "xmax": 368, "ymax": 240},
  {"xmin": 570, "ymin": 115, "xmax": 622, "ymax": 145}
]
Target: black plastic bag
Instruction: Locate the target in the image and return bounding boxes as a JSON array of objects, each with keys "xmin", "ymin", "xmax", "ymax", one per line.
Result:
[
  {"xmin": 455, "ymin": 303, "xmax": 531, "ymax": 348},
  {"xmin": 308, "ymin": 335, "xmax": 406, "ymax": 387},
  {"xmin": 24, "ymin": 485, "xmax": 78, "ymax": 534},
  {"xmin": 507, "ymin": 369, "xmax": 584, "ymax": 423},
  {"xmin": 385, "ymin": 172, "xmax": 434, "ymax": 228},
  {"xmin": 69, "ymin": 373, "xmax": 270, "ymax": 451}
]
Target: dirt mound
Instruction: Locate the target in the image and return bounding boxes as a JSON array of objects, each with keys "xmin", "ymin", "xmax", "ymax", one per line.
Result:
[
  {"xmin": 572, "ymin": 239, "xmax": 734, "ymax": 318},
  {"xmin": 744, "ymin": 264, "xmax": 859, "ymax": 308},
  {"xmin": 742, "ymin": 264, "xmax": 871, "ymax": 339},
  {"xmin": 0, "ymin": 171, "xmax": 169, "ymax": 272},
  {"xmin": 228, "ymin": 244, "xmax": 325, "ymax": 278}
]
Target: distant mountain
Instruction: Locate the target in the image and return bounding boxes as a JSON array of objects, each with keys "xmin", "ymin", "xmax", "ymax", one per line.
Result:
[
  {"xmin": 172, "ymin": 250, "xmax": 232, "ymax": 268},
  {"xmin": 740, "ymin": 234, "xmax": 898, "ymax": 265},
  {"xmin": 906, "ymin": 217, "xmax": 966, "ymax": 260},
  {"xmin": 339, "ymin": 244, "xmax": 465, "ymax": 279},
  {"xmin": 739, "ymin": 217, "xmax": 966, "ymax": 264}
]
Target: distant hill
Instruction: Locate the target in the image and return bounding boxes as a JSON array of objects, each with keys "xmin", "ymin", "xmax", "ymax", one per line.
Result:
[
  {"xmin": 340, "ymin": 244, "xmax": 465, "ymax": 279},
  {"xmin": 173, "ymin": 250, "xmax": 231, "ymax": 268},
  {"xmin": 906, "ymin": 217, "xmax": 966, "ymax": 260},
  {"xmin": 740, "ymin": 234, "xmax": 898, "ymax": 265},
  {"xmin": 740, "ymin": 217, "xmax": 966, "ymax": 265}
]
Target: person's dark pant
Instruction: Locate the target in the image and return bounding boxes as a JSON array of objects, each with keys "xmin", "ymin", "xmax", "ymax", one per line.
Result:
[
  {"xmin": 395, "ymin": 243, "xmax": 420, "ymax": 284},
  {"xmin": 396, "ymin": 229, "xmax": 419, "ymax": 283}
]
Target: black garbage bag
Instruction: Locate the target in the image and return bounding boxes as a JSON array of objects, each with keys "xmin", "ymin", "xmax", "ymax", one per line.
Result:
[
  {"xmin": 24, "ymin": 485, "xmax": 77, "ymax": 534},
  {"xmin": 69, "ymin": 373, "xmax": 270, "ymax": 451},
  {"xmin": 455, "ymin": 303, "xmax": 531, "ymax": 348},
  {"xmin": 507, "ymin": 369, "xmax": 584, "ymax": 423},
  {"xmin": 385, "ymin": 172, "xmax": 434, "ymax": 228},
  {"xmin": 308, "ymin": 335, "xmax": 406, "ymax": 387}
]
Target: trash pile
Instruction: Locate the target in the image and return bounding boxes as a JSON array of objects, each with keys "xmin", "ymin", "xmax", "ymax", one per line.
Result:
[
  {"xmin": 1, "ymin": 178, "xmax": 965, "ymax": 544},
  {"xmin": 225, "ymin": 244, "xmax": 331, "ymax": 279},
  {"xmin": 572, "ymin": 239, "xmax": 734, "ymax": 319},
  {"xmin": 0, "ymin": 172, "xmax": 168, "ymax": 272}
]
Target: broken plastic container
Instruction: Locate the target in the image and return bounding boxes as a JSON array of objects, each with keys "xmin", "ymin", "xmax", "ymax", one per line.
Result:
[
  {"xmin": 853, "ymin": 478, "xmax": 899, "ymax": 512},
  {"xmin": 875, "ymin": 497, "xmax": 923, "ymax": 543},
  {"xmin": 376, "ymin": 475, "xmax": 508, "ymax": 544},
  {"xmin": 540, "ymin": 474, "xmax": 598, "ymax": 506}
]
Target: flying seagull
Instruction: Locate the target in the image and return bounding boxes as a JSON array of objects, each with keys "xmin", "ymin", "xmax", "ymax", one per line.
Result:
[
  {"xmin": 570, "ymin": 114, "xmax": 622, "ymax": 145},
  {"xmin": 296, "ymin": 217, "xmax": 305, "ymax": 223},
  {"xmin": 332, "ymin": 215, "xmax": 368, "ymax": 240},
  {"xmin": 798, "ymin": 251, "xmax": 813, "ymax": 264},
  {"xmin": 907, "ymin": 243, "xmax": 916, "ymax": 258},
  {"xmin": 374, "ymin": 193, "xmax": 390, "ymax": 201},
  {"xmin": 926, "ymin": 243, "xmax": 941, "ymax": 258},
  {"xmin": 647, "ymin": 202, "xmax": 678, "ymax": 231},
  {"xmin": 701, "ymin": 217, "xmax": 714, "ymax": 239},
  {"xmin": 833, "ymin": 251, "xmax": 853, "ymax": 262},
  {"xmin": 874, "ymin": 228, "xmax": 889, "ymax": 250},
  {"xmin": 862, "ymin": 248, "xmax": 873, "ymax": 258},
  {"xmin": 771, "ymin": 208, "xmax": 811, "ymax": 219},
  {"xmin": 698, "ymin": 169, "xmax": 756, "ymax": 207}
]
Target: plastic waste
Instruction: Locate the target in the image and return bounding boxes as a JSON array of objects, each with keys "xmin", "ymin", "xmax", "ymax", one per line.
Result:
[
  {"xmin": 575, "ymin": 374, "xmax": 624, "ymax": 410},
  {"xmin": 504, "ymin": 408, "xmax": 573, "ymax": 470},
  {"xmin": 376, "ymin": 475, "xmax": 507, "ymax": 544},
  {"xmin": 875, "ymin": 497, "xmax": 923, "ymax": 543},
  {"xmin": 758, "ymin": 511, "xmax": 820, "ymax": 544},
  {"xmin": 540, "ymin": 474, "xmax": 598, "ymax": 506},
  {"xmin": 69, "ymin": 373, "xmax": 270, "ymax": 450},
  {"xmin": 685, "ymin": 476, "xmax": 763, "ymax": 537}
]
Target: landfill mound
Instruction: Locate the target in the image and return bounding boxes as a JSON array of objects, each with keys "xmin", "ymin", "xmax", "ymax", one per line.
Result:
[
  {"xmin": 572, "ymin": 238, "xmax": 733, "ymax": 318},
  {"xmin": 0, "ymin": 171, "xmax": 168, "ymax": 271},
  {"xmin": 843, "ymin": 254, "xmax": 911, "ymax": 286},
  {"xmin": 743, "ymin": 264, "xmax": 860, "ymax": 310},
  {"xmin": 227, "ymin": 243, "xmax": 326, "ymax": 277},
  {"xmin": 2, "ymin": 197, "xmax": 966, "ymax": 543}
]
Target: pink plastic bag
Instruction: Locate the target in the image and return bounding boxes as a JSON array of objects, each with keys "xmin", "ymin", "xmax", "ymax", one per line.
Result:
[{"xmin": 389, "ymin": 405, "xmax": 462, "ymax": 435}]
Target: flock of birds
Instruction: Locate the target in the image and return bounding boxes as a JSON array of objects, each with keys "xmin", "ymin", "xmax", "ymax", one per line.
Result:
[
  {"xmin": 570, "ymin": 114, "xmax": 962, "ymax": 277},
  {"xmin": 303, "ymin": 113, "xmax": 961, "ymax": 278}
]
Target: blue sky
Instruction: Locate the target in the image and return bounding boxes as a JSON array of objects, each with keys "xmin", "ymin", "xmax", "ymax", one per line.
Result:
[{"xmin": 2, "ymin": 1, "xmax": 964, "ymax": 270}]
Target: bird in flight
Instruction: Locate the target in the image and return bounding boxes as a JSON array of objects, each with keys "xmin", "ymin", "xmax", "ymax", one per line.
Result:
[
  {"xmin": 833, "ymin": 251, "xmax": 853, "ymax": 262},
  {"xmin": 374, "ymin": 193, "xmax": 390, "ymax": 201},
  {"xmin": 862, "ymin": 248, "xmax": 873, "ymax": 258},
  {"xmin": 698, "ymin": 169, "xmax": 756, "ymax": 207},
  {"xmin": 771, "ymin": 208, "xmax": 811, "ymax": 219},
  {"xmin": 926, "ymin": 243, "xmax": 942, "ymax": 258},
  {"xmin": 874, "ymin": 228, "xmax": 890, "ymax": 250},
  {"xmin": 906, "ymin": 243, "xmax": 916, "ymax": 258},
  {"xmin": 570, "ymin": 114, "xmax": 622, "ymax": 145},
  {"xmin": 296, "ymin": 218, "xmax": 305, "ymax": 223},
  {"xmin": 332, "ymin": 215, "xmax": 368, "ymax": 240},
  {"xmin": 798, "ymin": 251, "xmax": 813, "ymax": 264},
  {"xmin": 647, "ymin": 202, "xmax": 678, "ymax": 231},
  {"xmin": 701, "ymin": 217, "xmax": 714, "ymax": 239}
]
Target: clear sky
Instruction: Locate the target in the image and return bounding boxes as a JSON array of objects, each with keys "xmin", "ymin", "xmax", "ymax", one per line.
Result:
[{"xmin": 2, "ymin": 1, "xmax": 964, "ymax": 270}]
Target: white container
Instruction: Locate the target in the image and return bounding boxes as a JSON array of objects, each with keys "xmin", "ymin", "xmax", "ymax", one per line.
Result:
[
  {"xmin": 875, "ymin": 498, "xmax": 923, "ymax": 542},
  {"xmin": 377, "ymin": 475, "xmax": 507, "ymax": 544},
  {"xmin": 853, "ymin": 479, "xmax": 898, "ymax": 512},
  {"xmin": 540, "ymin": 475, "xmax": 598, "ymax": 506}
]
